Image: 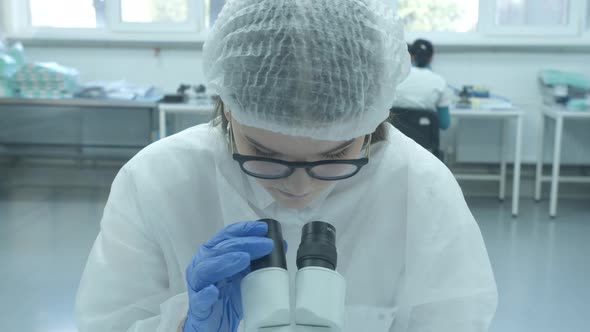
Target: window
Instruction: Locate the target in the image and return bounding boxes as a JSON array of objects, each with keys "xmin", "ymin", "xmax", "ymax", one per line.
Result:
[
  {"xmin": 118, "ymin": 0, "xmax": 227, "ymax": 31},
  {"xmin": 494, "ymin": 0, "xmax": 569, "ymax": 27},
  {"xmin": 3, "ymin": 0, "xmax": 589, "ymax": 44},
  {"xmin": 394, "ymin": 0, "xmax": 586, "ymax": 40},
  {"xmin": 120, "ymin": 0, "xmax": 188, "ymax": 24},
  {"xmin": 205, "ymin": 0, "xmax": 225, "ymax": 29},
  {"xmin": 29, "ymin": 0, "xmax": 105, "ymax": 28},
  {"xmin": 21, "ymin": 0, "xmax": 210, "ymax": 35},
  {"xmin": 482, "ymin": 0, "xmax": 579, "ymax": 35},
  {"xmin": 110, "ymin": 0, "xmax": 198, "ymax": 32},
  {"xmin": 396, "ymin": 0, "xmax": 479, "ymax": 32}
]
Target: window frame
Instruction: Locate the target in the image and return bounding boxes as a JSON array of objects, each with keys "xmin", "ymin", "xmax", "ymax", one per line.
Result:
[
  {"xmin": 2, "ymin": 0, "xmax": 590, "ymax": 48},
  {"xmin": 1, "ymin": 0, "xmax": 210, "ymax": 43},
  {"xmin": 398, "ymin": 0, "xmax": 590, "ymax": 48},
  {"xmin": 479, "ymin": 0, "xmax": 584, "ymax": 37}
]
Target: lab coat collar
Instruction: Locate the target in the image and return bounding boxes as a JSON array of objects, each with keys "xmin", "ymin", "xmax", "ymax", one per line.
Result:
[
  {"xmin": 246, "ymin": 175, "xmax": 275, "ymax": 210},
  {"xmin": 213, "ymin": 128, "xmax": 278, "ymax": 211}
]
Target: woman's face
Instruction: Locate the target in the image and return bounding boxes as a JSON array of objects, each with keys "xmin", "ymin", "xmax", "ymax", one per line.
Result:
[{"xmin": 229, "ymin": 115, "xmax": 366, "ymax": 209}]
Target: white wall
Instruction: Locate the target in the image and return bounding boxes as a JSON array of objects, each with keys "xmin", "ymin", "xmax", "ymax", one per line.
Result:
[
  {"xmin": 24, "ymin": 46, "xmax": 205, "ymax": 91},
  {"xmin": 0, "ymin": 4, "xmax": 5, "ymax": 37},
  {"xmin": 19, "ymin": 44, "xmax": 590, "ymax": 164},
  {"xmin": 433, "ymin": 50, "xmax": 590, "ymax": 164}
]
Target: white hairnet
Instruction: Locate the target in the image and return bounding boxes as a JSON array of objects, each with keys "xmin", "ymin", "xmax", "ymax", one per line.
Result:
[{"xmin": 203, "ymin": 0, "xmax": 410, "ymax": 140}]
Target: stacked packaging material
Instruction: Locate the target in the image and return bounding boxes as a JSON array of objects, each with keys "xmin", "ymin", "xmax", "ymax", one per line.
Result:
[
  {"xmin": 0, "ymin": 79, "xmax": 14, "ymax": 97},
  {"xmin": 0, "ymin": 54, "xmax": 15, "ymax": 97},
  {"xmin": 13, "ymin": 62, "xmax": 79, "ymax": 99}
]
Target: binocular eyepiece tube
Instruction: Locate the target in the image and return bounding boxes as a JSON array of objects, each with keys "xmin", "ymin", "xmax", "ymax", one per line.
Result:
[
  {"xmin": 242, "ymin": 219, "xmax": 345, "ymax": 332},
  {"xmin": 296, "ymin": 221, "xmax": 337, "ymax": 270},
  {"xmin": 250, "ymin": 219, "xmax": 288, "ymax": 272},
  {"xmin": 250, "ymin": 219, "xmax": 338, "ymax": 271}
]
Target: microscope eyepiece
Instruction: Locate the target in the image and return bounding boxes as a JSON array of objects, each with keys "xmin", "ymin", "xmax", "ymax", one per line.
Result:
[
  {"xmin": 296, "ymin": 221, "xmax": 337, "ymax": 270},
  {"xmin": 250, "ymin": 219, "xmax": 287, "ymax": 272}
]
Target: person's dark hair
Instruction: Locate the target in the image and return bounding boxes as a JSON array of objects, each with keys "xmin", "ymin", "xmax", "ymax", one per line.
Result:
[
  {"xmin": 409, "ymin": 39, "xmax": 434, "ymax": 68},
  {"xmin": 211, "ymin": 97, "xmax": 389, "ymax": 145}
]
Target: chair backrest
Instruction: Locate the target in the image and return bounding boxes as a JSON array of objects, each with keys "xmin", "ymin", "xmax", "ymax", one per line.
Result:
[{"xmin": 389, "ymin": 107, "xmax": 441, "ymax": 159}]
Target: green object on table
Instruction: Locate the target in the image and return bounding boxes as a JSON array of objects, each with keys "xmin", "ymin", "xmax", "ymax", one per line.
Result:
[
  {"xmin": 566, "ymin": 98, "xmax": 590, "ymax": 111},
  {"xmin": 539, "ymin": 70, "xmax": 590, "ymax": 89}
]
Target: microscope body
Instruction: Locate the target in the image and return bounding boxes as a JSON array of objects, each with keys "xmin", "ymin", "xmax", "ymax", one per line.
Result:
[{"xmin": 241, "ymin": 220, "xmax": 346, "ymax": 332}]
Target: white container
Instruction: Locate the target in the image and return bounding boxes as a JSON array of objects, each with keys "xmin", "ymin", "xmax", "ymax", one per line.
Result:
[
  {"xmin": 295, "ymin": 267, "xmax": 346, "ymax": 331},
  {"xmin": 241, "ymin": 267, "xmax": 291, "ymax": 332}
]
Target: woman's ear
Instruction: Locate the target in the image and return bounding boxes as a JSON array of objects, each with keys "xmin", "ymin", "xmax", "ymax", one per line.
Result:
[{"xmin": 224, "ymin": 111, "xmax": 232, "ymax": 123}]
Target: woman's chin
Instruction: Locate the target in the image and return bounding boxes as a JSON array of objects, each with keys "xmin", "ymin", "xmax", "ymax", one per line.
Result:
[{"xmin": 270, "ymin": 191, "xmax": 315, "ymax": 209}]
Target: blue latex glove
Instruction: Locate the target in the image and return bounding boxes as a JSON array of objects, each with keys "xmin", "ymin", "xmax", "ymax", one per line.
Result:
[{"xmin": 183, "ymin": 221, "xmax": 274, "ymax": 332}]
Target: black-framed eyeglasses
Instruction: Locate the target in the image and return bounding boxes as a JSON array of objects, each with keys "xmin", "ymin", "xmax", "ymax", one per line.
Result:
[{"xmin": 229, "ymin": 126, "xmax": 371, "ymax": 181}]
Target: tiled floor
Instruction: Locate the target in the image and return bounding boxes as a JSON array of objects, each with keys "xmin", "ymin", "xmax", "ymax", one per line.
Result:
[
  {"xmin": 0, "ymin": 186, "xmax": 106, "ymax": 332},
  {"xmin": 1, "ymin": 167, "xmax": 588, "ymax": 332},
  {"xmin": 470, "ymin": 197, "xmax": 590, "ymax": 332}
]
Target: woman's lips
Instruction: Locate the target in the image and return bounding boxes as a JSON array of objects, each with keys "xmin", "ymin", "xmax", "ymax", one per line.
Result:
[{"xmin": 276, "ymin": 189, "xmax": 310, "ymax": 199}]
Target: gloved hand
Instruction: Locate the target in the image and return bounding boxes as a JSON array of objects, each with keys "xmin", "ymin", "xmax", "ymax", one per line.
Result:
[{"xmin": 183, "ymin": 221, "xmax": 274, "ymax": 332}]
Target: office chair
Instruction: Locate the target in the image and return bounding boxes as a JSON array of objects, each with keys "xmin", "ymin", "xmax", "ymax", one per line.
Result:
[{"xmin": 389, "ymin": 107, "xmax": 442, "ymax": 160}]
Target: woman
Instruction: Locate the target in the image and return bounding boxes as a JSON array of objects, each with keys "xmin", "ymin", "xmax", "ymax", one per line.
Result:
[
  {"xmin": 392, "ymin": 39, "xmax": 453, "ymax": 130},
  {"xmin": 75, "ymin": 0, "xmax": 497, "ymax": 331}
]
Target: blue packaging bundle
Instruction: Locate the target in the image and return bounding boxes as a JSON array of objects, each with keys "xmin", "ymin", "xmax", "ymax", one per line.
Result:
[{"xmin": 13, "ymin": 62, "xmax": 80, "ymax": 99}]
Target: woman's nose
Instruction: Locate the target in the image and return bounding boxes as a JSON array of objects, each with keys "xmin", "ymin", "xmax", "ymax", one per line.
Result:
[{"xmin": 281, "ymin": 168, "xmax": 314, "ymax": 195}]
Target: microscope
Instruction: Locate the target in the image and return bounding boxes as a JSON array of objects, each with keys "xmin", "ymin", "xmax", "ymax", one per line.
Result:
[{"xmin": 241, "ymin": 219, "xmax": 346, "ymax": 332}]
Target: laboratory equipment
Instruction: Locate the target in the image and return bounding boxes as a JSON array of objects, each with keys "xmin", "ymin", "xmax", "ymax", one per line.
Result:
[
  {"xmin": 539, "ymin": 70, "xmax": 590, "ymax": 107},
  {"xmin": 241, "ymin": 220, "xmax": 346, "ymax": 332}
]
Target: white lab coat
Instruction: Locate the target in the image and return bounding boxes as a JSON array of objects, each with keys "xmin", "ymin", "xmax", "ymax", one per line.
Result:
[
  {"xmin": 392, "ymin": 67, "xmax": 453, "ymax": 110},
  {"xmin": 75, "ymin": 122, "xmax": 497, "ymax": 332}
]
